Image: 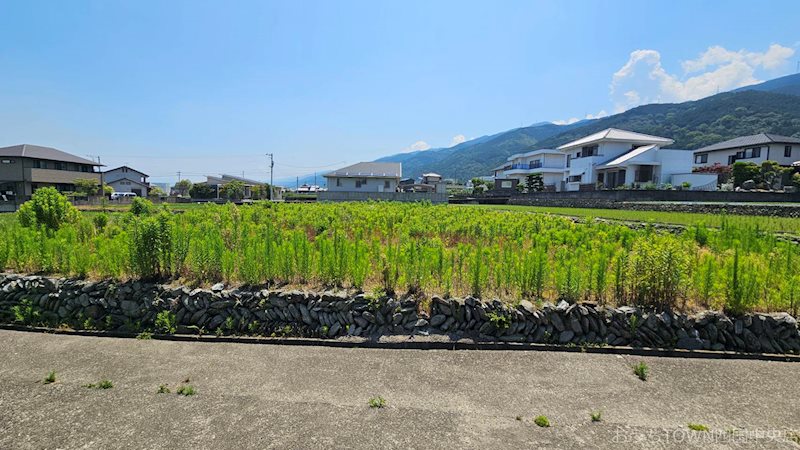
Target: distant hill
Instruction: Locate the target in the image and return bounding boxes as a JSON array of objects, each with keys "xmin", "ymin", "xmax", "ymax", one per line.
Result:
[
  {"xmin": 734, "ymin": 72, "xmax": 800, "ymax": 97},
  {"xmin": 278, "ymin": 73, "xmax": 800, "ymax": 185}
]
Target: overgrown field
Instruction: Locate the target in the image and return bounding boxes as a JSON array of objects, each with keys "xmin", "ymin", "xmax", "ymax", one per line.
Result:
[
  {"xmin": 470, "ymin": 204, "xmax": 800, "ymax": 234},
  {"xmin": 1, "ymin": 196, "xmax": 799, "ymax": 315}
]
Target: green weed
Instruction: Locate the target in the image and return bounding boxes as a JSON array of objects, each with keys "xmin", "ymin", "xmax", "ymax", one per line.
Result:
[{"xmin": 633, "ymin": 362, "xmax": 649, "ymax": 381}]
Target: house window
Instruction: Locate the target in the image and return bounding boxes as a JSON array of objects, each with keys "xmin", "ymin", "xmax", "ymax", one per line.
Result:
[
  {"xmin": 355, "ymin": 178, "xmax": 368, "ymax": 188},
  {"xmin": 33, "ymin": 160, "xmax": 42, "ymax": 168},
  {"xmin": 743, "ymin": 147, "xmax": 761, "ymax": 159},
  {"xmin": 336, "ymin": 178, "xmax": 341, "ymax": 187},
  {"xmin": 785, "ymin": 146, "xmax": 793, "ymax": 158},
  {"xmin": 1, "ymin": 159, "xmax": 14, "ymax": 164},
  {"xmin": 384, "ymin": 180, "xmax": 390, "ymax": 189},
  {"xmin": 568, "ymin": 175, "xmax": 582, "ymax": 183},
  {"xmin": 694, "ymin": 154, "xmax": 708, "ymax": 164},
  {"xmin": 580, "ymin": 145, "xmax": 599, "ymax": 157}
]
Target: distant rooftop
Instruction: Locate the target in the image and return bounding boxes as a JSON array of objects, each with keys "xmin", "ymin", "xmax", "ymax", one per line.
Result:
[
  {"xmin": 697, "ymin": 133, "xmax": 800, "ymax": 152},
  {"xmin": 557, "ymin": 128, "xmax": 674, "ymax": 150},
  {"xmin": 324, "ymin": 162, "xmax": 402, "ymax": 178},
  {"xmin": 0, "ymin": 144, "xmax": 101, "ymax": 166}
]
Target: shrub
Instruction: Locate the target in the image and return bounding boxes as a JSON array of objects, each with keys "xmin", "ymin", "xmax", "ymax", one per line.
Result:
[
  {"xmin": 85, "ymin": 379, "xmax": 113, "ymax": 389},
  {"xmin": 176, "ymin": 385, "xmax": 196, "ymax": 396},
  {"xmin": 17, "ymin": 187, "xmax": 80, "ymax": 230},
  {"xmin": 130, "ymin": 197, "xmax": 155, "ymax": 216},
  {"xmin": 534, "ymin": 415, "xmax": 550, "ymax": 427},
  {"xmin": 732, "ymin": 162, "xmax": 760, "ymax": 187},
  {"xmin": 129, "ymin": 212, "xmax": 173, "ymax": 278},
  {"xmin": 590, "ymin": 411, "xmax": 602, "ymax": 422},
  {"xmin": 625, "ymin": 236, "xmax": 689, "ymax": 310},
  {"xmin": 93, "ymin": 213, "xmax": 109, "ymax": 230}
]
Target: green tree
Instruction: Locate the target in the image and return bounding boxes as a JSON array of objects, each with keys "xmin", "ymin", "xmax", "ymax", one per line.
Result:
[
  {"xmin": 17, "ymin": 187, "xmax": 80, "ymax": 230},
  {"xmin": 731, "ymin": 162, "xmax": 760, "ymax": 187},
  {"xmin": 148, "ymin": 186, "xmax": 165, "ymax": 198},
  {"xmin": 102, "ymin": 185, "xmax": 114, "ymax": 196},
  {"xmin": 73, "ymin": 178, "xmax": 100, "ymax": 196},
  {"xmin": 189, "ymin": 183, "xmax": 216, "ymax": 199},
  {"xmin": 221, "ymin": 180, "xmax": 246, "ymax": 200},
  {"xmin": 130, "ymin": 197, "xmax": 155, "ymax": 216},
  {"xmin": 174, "ymin": 179, "xmax": 193, "ymax": 196}
]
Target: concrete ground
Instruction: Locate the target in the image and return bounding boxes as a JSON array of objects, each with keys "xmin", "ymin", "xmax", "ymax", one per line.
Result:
[{"xmin": 1, "ymin": 330, "xmax": 798, "ymax": 449}]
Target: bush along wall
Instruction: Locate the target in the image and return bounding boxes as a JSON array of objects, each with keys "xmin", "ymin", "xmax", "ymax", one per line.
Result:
[{"xmin": 1, "ymin": 274, "xmax": 798, "ymax": 354}]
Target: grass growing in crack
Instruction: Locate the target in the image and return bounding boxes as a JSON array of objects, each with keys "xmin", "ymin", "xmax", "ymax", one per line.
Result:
[
  {"xmin": 633, "ymin": 361, "xmax": 649, "ymax": 381},
  {"xmin": 534, "ymin": 416, "xmax": 550, "ymax": 428},
  {"xmin": 368, "ymin": 396, "xmax": 387, "ymax": 408},
  {"xmin": 157, "ymin": 384, "xmax": 171, "ymax": 394},
  {"xmin": 43, "ymin": 370, "xmax": 56, "ymax": 384},
  {"xmin": 136, "ymin": 331, "xmax": 152, "ymax": 340},
  {"xmin": 176, "ymin": 385, "xmax": 196, "ymax": 396},
  {"xmin": 688, "ymin": 423, "xmax": 709, "ymax": 432},
  {"xmin": 590, "ymin": 411, "xmax": 602, "ymax": 422},
  {"xmin": 84, "ymin": 379, "xmax": 113, "ymax": 389},
  {"xmin": 787, "ymin": 431, "xmax": 800, "ymax": 444}
]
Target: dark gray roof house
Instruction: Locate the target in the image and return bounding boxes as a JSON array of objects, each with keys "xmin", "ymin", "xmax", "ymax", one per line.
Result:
[
  {"xmin": 0, "ymin": 144, "xmax": 102, "ymax": 199},
  {"xmin": 694, "ymin": 133, "xmax": 800, "ymax": 167},
  {"xmin": 324, "ymin": 162, "xmax": 402, "ymax": 178}
]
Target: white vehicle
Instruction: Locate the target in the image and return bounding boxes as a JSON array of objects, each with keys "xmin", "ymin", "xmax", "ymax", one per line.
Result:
[{"xmin": 110, "ymin": 192, "xmax": 138, "ymax": 200}]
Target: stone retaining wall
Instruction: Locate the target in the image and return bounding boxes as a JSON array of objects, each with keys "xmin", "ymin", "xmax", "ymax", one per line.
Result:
[{"xmin": 1, "ymin": 274, "xmax": 798, "ymax": 354}]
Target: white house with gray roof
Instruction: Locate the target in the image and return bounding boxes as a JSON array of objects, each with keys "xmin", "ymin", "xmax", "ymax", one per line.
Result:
[
  {"xmin": 324, "ymin": 162, "xmax": 401, "ymax": 192},
  {"xmin": 558, "ymin": 128, "xmax": 715, "ymax": 191},
  {"xmin": 493, "ymin": 148, "xmax": 565, "ymax": 190},
  {"xmin": 693, "ymin": 133, "xmax": 800, "ymax": 168},
  {"xmin": 104, "ymin": 166, "xmax": 150, "ymax": 196}
]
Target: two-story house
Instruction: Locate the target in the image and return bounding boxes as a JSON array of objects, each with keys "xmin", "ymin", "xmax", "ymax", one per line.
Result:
[
  {"xmin": 493, "ymin": 149, "xmax": 565, "ymax": 190},
  {"xmin": 693, "ymin": 133, "xmax": 800, "ymax": 168},
  {"xmin": 0, "ymin": 144, "xmax": 102, "ymax": 200},
  {"xmin": 558, "ymin": 128, "xmax": 705, "ymax": 191},
  {"xmin": 324, "ymin": 162, "xmax": 401, "ymax": 193},
  {"xmin": 103, "ymin": 166, "xmax": 150, "ymax": 197}
]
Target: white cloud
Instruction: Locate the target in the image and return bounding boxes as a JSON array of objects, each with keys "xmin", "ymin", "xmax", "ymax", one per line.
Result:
[
  {"xmin": 450, "ymin": 134, "xmax": 467, "ymax": 147},
  {"xmin": 610, "ymin": 44, "xmax": 795, "ymax": 112},
  {"xmin": 553, "ymin": 109, "xmax": 608, "ymax": 125},
  {"xmin": 400, "ymin": 140, "xmax": 431, "ymax": 153}
]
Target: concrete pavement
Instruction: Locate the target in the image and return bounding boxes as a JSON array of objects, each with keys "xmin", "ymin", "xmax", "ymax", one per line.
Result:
[{"xmin": 0, "ymin": 329, "xmax": 798, "ymax": 449}]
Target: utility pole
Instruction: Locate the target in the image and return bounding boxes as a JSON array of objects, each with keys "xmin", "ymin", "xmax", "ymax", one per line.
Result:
[
  {"xmin": 97, "ymin": 156, "xmax": 105, "ymax": 198},
  {"xmin": 266, "ymin": 153, "xmax": 274, "ymax": 201}
]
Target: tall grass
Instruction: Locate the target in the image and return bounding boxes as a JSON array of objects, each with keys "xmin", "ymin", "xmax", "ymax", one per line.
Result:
[{"xmin": 2, "ymin": 201, "xmax": 799, "ymax": 314}]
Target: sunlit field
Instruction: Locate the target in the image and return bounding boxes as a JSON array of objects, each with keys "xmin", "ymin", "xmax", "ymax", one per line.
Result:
[{"xmin": 2, "ymin": 198, "xmax": 799, "ymax": 315}]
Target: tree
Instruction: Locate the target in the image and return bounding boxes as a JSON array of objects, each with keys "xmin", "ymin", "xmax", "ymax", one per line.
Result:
[
  {"xmin": 73, "ymin": 178, "xmax": 100, "ymax": 196},
  {"xmin": 102, "ymin": 185, "xmax": 114, "ymax": 196},
  {"xmin": 17, "ymin": 187, "xmax": 80, "ymax": 230},
  {"xmin": 189, "ymin": 183, "xmax": 216, "ymax": 199},
  {"xmin": 731, "ymin": 162, "xmax": 760, "ymax": 187},
  {"xmin": 221, "ymin": 180, "xmax": 246, "ymax": 200},
  {"xmin": 148, "ymin": 186, "xmax": 165, "ymax": 198},
  {"xmin": 174, "ymin": 179, "xmax": 192, "ymax": 196}
]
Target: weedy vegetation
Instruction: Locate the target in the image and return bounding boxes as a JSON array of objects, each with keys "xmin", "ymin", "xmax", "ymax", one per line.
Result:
[
  {"xmin": 590, "ymin": 411, "xmax": 602, "ymax": 422},
  {"xmin": 157, "ymin": 384, "xmax": 171, "ymax": 394},
  {"xmin": 687, "ymin": 423, "xmax": 709, "ymax": 432},
  {"xmin": 2, "ymin": 195, "xmax": 799, "ymax": 315},
  {"xmin": 633, "ymin": 362, "xmax": 649, "ymax": 381},
  {"xmin": 534, "ymin": 415, "xmax": 551, "ymax": 428},
  {"xmin": 43, "ymin": 370, "xmax": 57, "ymax": 384},
  {"xmin": 176, "ymin": 385, "xmax": 196, "ymax": 396},
  {"xmin": 84, "ymin": 379, "xmax": 114, "ymax": 389},
  {"xmin": 368, "ymin": 396, "xmax": 387, "ymax": 408}
]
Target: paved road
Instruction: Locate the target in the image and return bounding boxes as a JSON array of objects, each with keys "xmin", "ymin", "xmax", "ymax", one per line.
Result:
[{"xmin": 1, "ymin": 330, "xmax": 798, "ymax": 449}]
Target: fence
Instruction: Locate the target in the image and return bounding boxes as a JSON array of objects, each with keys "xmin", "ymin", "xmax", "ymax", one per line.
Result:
[{"xmin": 318, "ymin": 191, "xmax": 448, "ymax": 204}]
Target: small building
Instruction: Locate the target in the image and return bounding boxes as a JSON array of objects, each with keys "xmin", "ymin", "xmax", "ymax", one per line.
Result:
[
  {"xmin": 203, "ymin": 174, "xmax": 265, "ymax": 199},
  {"xmin": 421, "ymin": 172, "xmax": 443, "ymax": 184},
  {"xmin": 0, "ymin": 144, "xmax": 103, "ymax": 200},
  {"xmin": 324, "ymin": 162, "xmax": 401, "ymax": 193},
  {"xmin": 493, "ymin": 149, "xmax": 565, "ymax": 191},
  {"xmin": 104, "ymin": 166, "xmax": 150, "ymax": 197},
  {"xmin": 693, "ymin": 133, "xmax": 800, "ymax": 167}
]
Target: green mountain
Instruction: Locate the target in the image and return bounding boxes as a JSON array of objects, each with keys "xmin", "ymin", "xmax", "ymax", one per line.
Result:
[
  {"xmin": 733, "ymin": 72, "xmax": 800, "ymax": 97},
  {"xmin": 379, "ymin": 88, "xmax": 800, "ymax": 181}
]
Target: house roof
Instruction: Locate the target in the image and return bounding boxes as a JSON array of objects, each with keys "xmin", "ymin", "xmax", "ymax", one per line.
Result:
[
  {"xmin": 696, "ymin": 133, "xmax": 800, "ymax": 152},
  {"xmin": 507, "ymin": 149, "xmax": 563, "ymax": 161},
  {"xmin": 205, "ymin": 174, "xmax": 264, "ymax": 186},
  {"xmin": 107, "ymin": 177, "xmax": 150, "ymax": 188},
  {"xmin": 599, "ymin": 145, "xmax": 658, "ymax": 168},
  {"xmin": 105, "ymin": 165, "xmax": 149, "ymax": 177},
  {"xmin": 0, "ymin": 144, "xmax": 102, "ymax": 166},
  {"xmin": 324, "ymin": 162, "xmax": 402, "ymax": 178},
  {"xmin": 557, "ymin": 128, "xmax": 674, "ymax": 150},
  {"xmin": 422, "ymin": 172, "xmax": 442, "ymax": 177}
]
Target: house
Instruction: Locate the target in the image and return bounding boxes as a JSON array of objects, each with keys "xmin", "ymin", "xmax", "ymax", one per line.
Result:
[
  {"xmin": 421, "ymin": 173, "xmax": 442, "ymax": 184},
  {"xmin": 493, "ymin": 149, "xmax": 565, "ymax": 190},
  {"xmin": 0, "ymin": 144, "xmax": 103, "ymax": 200},
  {"xmin": 558, "ymin": 128, "xmax": 714, "ymax": 190},
  {"xmin": 323, "ymin": 162, "xmax": 401, "ymax": 193},
  {"xmin": 203, "ymin": 174, "xmax": 265, "ymax": 199},
  {"xmin": 693, "ymin": 133, "xmax": 800, "ymax": 167},
  {"xmin": 104, "ymin": 166, "xmax": 150, "ymax": 196}
]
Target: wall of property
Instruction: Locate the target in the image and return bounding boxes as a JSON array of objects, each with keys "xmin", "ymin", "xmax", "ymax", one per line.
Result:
[
  {"xmin": 325, "ymin": 177, "xmax": 398, "ymax": 193},
  {"xmin": 318, "ymin": 191, "xmax": 448, "ymax": 203},
  {"xmin": 0, "ymin": 274, "xmax": 797, "ymax": 353}
]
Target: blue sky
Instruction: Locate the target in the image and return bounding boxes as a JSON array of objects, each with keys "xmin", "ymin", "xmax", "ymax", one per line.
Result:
[{"xmin": 1, "ymin": 0, "xmax": 799, "ymax": 184}]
